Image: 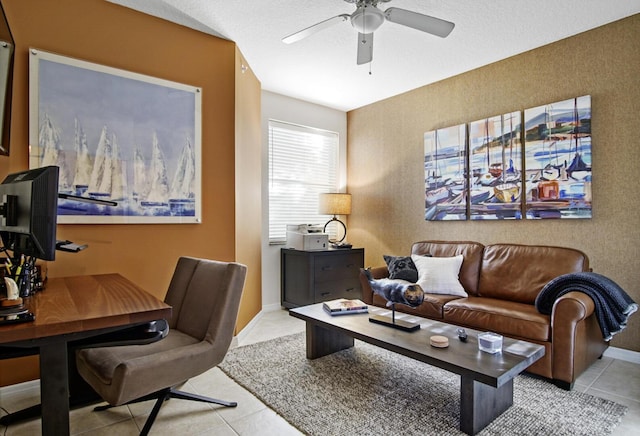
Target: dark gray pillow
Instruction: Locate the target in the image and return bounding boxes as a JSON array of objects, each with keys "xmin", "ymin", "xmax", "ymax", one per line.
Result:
[{"xmin": 383, "ymin": 255, "xmax": 418, "ymax": 283}]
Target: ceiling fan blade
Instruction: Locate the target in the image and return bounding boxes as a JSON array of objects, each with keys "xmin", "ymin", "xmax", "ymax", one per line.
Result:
[
  {"xmin": 356, "ymin": 32, "xmax": 373, "ymax": 65},
  {"xmin": 384, "ymin": 7, "xmax": 455, "ymax": 38},
  {"xmin": 282, "ymin": 14, "xmax": 350, "ymax": 44}
]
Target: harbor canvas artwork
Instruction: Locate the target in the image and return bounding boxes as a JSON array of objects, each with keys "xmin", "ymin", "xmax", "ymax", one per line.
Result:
[
  {"xmin": 423, "ymin": 95, "xmax": 591, "ymax": 222},
  {"xmin": 468, "ymin": 112, "xmax": 522, "ymax": 220},
  {"xmin": 29, "ymin": 49, "xmax": 202, "ymax": 224},
  {"xmin": 523, "ymin": 95, "xmax": 592, "ymax": 219},
  {"xmin": 424, "ymin": 124, "xmax": 467, "ymax": 221}
]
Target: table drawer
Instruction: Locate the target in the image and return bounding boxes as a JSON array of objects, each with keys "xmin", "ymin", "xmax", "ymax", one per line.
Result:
[
  {"xmin": 314, "ymin": 278, "xmax": 362, "ymax": 302},
  {"xmin": 314, "ymin": 253, "xmax": 362, "ymax": 282}
]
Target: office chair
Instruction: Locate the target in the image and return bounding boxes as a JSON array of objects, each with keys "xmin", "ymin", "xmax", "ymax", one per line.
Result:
[{"xmin": 75, "ymin": 257, "xmax": 247, "ymax": 435}]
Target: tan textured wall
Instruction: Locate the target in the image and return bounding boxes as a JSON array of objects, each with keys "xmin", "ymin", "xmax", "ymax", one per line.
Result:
[{"xmin": 347, "ymin": 15, "xmax": 640, "ymax": 351}]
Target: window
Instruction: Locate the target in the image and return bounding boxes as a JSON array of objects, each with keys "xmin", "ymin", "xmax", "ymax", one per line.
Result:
[{"xmin": 268, "ymin": 120, "xmax": 339, "ymax": 243}]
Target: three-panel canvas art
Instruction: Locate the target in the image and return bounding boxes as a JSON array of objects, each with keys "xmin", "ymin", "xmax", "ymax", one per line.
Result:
[{"xmin": 424, "ymin": 95, "xmax": 592, "ymax": 221}]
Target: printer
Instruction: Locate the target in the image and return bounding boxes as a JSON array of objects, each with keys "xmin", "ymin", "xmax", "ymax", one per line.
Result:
[{"xmin": 286, "ymin": 224, "xmax": 329, "ymax": 250}]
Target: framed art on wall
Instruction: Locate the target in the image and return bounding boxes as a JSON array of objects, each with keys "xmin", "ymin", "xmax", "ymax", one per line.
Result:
[
  {"xmin": 468, "ymin": 111, "xmax": 522, "ymax": 220},
  {"xmin": 424, "ymin": 124, "xmax": 467, "ymax": 221},
  {"xmin": 523, "ymin": 95, "xmax": 592, "ymax": 219},
  {"xmin": 29, "ymin": 49, "xmax": 202, "ymax": 224}
]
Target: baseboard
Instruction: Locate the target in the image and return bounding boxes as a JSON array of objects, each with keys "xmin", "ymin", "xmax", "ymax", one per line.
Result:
[
  {"xmin": 603, "ymin": 346, "xmax": 640, "ymax": 364},
  {"xmin": 233, "ymin": 309, "xmax": 265, "ymax": 346},
  {"xmin": 262, "ymin": 303, "xmax": 284, "ymax": 312},
  {"xmin": 0, "ymin": 379, "xmax": 39, "ymax": 396},
  {"xmin": 232, "ymin": 304, "xmax": 286, "ymax": 346}
]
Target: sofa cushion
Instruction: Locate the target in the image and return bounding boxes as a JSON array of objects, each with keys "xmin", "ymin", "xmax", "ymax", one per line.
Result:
[
  {"xmin": 443, "ymin": 297, "xmax": 551, "ymax": 342},
  {"xmin": 411, "ymin": 241, "xmax": 484, "ymax": 296},
  {"xmin": 411, "ymin": 254, "xmax": 467, "ymax": 297},
  {"xmin": 478, "ymin": 244, "xmax": 590, "ymax": 304},
  {"xmin": 383, "ymin": 255, "xmax": 419, "ymax": 282}
]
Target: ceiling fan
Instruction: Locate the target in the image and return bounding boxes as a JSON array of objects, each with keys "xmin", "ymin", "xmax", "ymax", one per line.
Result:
[{"xmin": 282, "ymin": 0, "xmax": 455, "ymax": 65}]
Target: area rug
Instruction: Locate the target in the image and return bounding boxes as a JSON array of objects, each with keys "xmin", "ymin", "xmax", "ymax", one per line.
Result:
[{"xmin": 219, "ymin": 333, "xmax": 627, "ymax": 436}]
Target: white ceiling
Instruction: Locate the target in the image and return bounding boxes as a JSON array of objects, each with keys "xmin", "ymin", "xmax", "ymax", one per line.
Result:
[{"xmin": 107, "ymin": 0, "xmax": 640, "ymax": 112}]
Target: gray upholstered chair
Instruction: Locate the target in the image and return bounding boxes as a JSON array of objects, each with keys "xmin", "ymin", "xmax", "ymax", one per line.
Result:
[{"xmin": 75, "ymin": 257, "xmax": 247, "ymax": 435}]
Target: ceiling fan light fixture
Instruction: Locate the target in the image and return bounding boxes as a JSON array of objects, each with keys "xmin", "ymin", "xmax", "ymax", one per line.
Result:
[
  {"xmin": 350, "ymin": 6, "xmax": 384, "ymax": 34},
  {"xmin": 283, "ymin": 0, "xmax": 454, "ymax": 65}
]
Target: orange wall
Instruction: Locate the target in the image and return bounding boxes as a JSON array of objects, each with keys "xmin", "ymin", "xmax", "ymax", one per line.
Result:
[
  {"xmin": 234, "ymin": 49, "xmax": 263, "ymax": 328},
  {"xmin": 0, "ymin": 0, "xmax": 261, "ymax": 385}
]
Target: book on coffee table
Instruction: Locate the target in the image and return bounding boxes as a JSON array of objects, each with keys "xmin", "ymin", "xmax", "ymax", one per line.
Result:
[{"xmin": 323, "ymin": 298, "xmax": 368, "ymax": 315}]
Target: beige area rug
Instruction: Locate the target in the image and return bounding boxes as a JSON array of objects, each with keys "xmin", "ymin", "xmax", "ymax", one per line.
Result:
[{"xmin": 219, "ymin": 333, "xmax": 627, "ymax": 436}]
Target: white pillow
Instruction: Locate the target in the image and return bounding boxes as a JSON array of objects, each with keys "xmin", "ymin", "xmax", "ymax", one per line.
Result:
[{"xmin": 411, "ymin": 254, "xmax": 467, "ymax": 297}]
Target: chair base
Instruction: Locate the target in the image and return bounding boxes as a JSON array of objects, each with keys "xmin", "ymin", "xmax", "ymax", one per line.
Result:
[{"xmin": 95, "ymin": 387, "xmax": 237, "ymax": 436}]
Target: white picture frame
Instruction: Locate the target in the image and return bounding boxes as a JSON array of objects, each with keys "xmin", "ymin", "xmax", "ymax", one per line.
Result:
[{"xmin": 29, "ymin": 48, "xmax": 202, "ymax": 224}]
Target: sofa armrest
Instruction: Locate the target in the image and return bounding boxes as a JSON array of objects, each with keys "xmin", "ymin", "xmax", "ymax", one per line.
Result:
[
  {"xmin": 359, "ymin": 266, "xmax": 389, "ymax": 305},
  {"xmin": 552, "ymin": 291, "xmax": 595, "ymax": 326},
  {"xmin": 551, "ymin": 291, "xmax": 607, "ymax": 388}
]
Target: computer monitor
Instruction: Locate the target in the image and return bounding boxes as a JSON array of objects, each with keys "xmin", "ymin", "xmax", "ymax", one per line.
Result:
[{"xmin": 0, "ymin": 165, "xmax": 59, "ymax": 261}]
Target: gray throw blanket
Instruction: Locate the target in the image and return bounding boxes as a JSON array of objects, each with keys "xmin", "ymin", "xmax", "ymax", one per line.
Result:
[{"xmin": 535, "ymin": 272, "xmax": 638, "ymax": 341}]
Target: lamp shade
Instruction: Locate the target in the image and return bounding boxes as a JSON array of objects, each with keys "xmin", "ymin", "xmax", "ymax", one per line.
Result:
[{"xmin": 319, "ymin": 193, "xmax": 352, "ymax": 216}]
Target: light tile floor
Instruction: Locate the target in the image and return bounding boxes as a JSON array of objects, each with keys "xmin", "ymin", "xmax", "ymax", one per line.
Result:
[{"xmin": 0, "ymin": 309, "xmax": 638, "ymax": 435}]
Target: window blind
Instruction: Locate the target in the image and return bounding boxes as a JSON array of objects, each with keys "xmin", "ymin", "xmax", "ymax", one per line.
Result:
[{"xmin": 268, "ymin": 120, "xmax": 339, "ymax": 243}]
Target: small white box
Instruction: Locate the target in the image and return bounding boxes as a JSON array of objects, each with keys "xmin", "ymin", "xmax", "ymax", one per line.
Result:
[
  {"xmin": 478, "ymin": 332, "xmax": 503, "ymax": 354},
  {"xmin": 286, "ymin": 231, "xmax": 328, "ymax": 250}
]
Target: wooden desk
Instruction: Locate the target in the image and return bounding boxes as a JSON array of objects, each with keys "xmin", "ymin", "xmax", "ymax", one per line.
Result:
[{"xmin": 0, "ymin": 274, "xmax": 172, "ymax": 436}]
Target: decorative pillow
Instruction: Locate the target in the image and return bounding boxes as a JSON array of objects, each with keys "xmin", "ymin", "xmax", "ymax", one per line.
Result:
[
  {"xmin": 411, "ymin": 254, "xmax": 467, "ymax": 297},
  {"xmin": 383, "ymin": 255, "xmax": 418, "ymax": 283}
]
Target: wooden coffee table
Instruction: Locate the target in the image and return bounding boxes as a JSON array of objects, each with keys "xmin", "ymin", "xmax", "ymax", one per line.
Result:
[{"xmin": 290, "ymin": 304, "xmax": 545, "ymax": 435}]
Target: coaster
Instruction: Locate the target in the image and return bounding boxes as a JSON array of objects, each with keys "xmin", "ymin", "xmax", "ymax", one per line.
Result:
[{"xmin": 430, "ymin": 335, "xmax": 449, "ymax": 348}]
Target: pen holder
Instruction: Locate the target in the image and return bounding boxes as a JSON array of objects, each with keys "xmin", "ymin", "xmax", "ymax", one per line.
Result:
[
  {"xmin": 17, "ymin": 264, "xmax": 33, "ymax": 298},
  {"xmin": 2, "ymin": 258, "xmax": 41, "ymax": 298},
  {"xmin": 0, "ymin": 269, "xmax": 5, "ymax": 299}
]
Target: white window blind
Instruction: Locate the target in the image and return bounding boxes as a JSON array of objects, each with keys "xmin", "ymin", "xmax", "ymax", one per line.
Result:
[{"xmin": 268, "ymin": 120, "xmax": 339, "ymax": 243}]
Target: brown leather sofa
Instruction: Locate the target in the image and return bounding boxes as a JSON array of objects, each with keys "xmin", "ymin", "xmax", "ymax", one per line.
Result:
[{"xmin": 359, "ymin": 240, "xmax": 608, "ymax": 390}]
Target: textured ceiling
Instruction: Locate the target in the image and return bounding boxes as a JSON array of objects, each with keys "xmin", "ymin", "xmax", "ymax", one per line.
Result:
[{"xmin": 107, "ymin": 0, "xmax": 640, "ymax": 111}]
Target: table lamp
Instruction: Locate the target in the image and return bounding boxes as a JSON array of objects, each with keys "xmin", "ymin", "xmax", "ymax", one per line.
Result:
[{"xmin": 319, "ymin": 193, "xmax": 351, "ymax": 243}]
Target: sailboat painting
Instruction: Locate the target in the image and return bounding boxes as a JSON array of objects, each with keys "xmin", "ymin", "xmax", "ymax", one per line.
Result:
[
  {"xmin": 424, "ymin": 124, "xmax": 467, "ymax": 221},
  {"xmin": 468, "ymin": 112, "xmax": 522, "ymax": 220},
  {"xmin": 28, "ymin": 49, "xmax": 202, "ymax": 224},
  {"xmin": 523, "ymin": 96, "xmax": 592, "ymax": 219}
]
